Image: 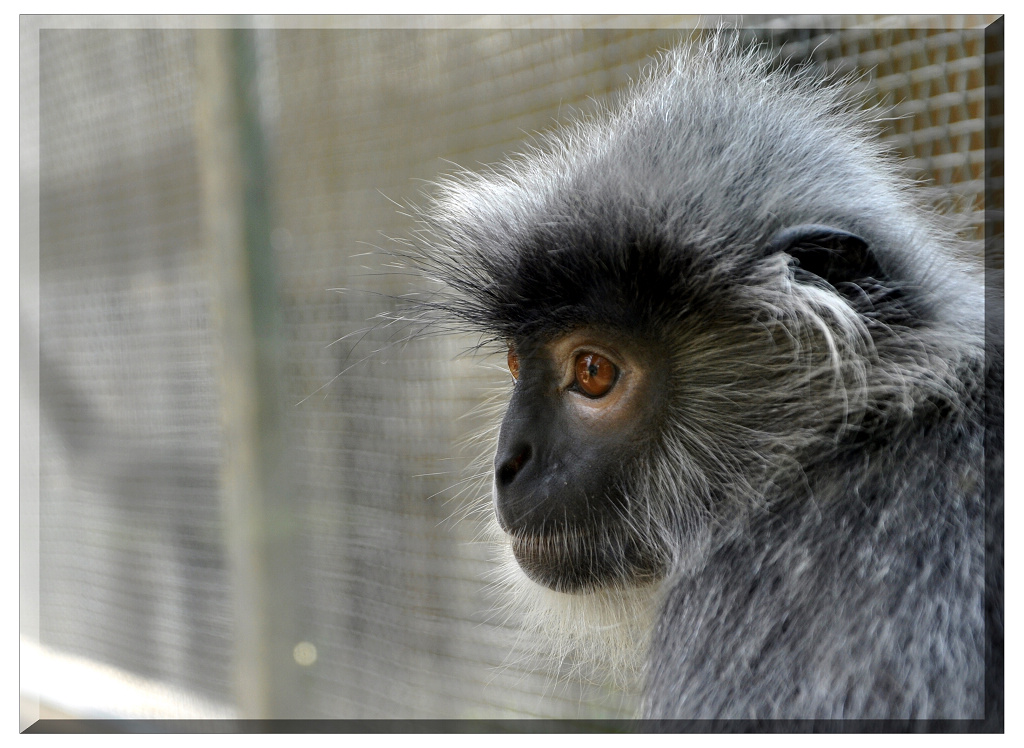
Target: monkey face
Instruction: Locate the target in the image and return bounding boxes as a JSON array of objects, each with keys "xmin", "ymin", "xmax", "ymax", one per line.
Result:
[{"xmin": 493, "ymin": 327, "xmax": 671, "ymax": 593}]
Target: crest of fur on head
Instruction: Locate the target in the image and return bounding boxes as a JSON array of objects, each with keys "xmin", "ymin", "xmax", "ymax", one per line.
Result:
[{"xmin": 399, "ymin": 31, "xmax": 984, "ymax": 687}]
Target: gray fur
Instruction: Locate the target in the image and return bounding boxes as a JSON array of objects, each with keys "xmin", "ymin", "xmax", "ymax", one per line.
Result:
[{"xmin": 403, "ymin": 34, "xmax": 1001, "ymax": 725}]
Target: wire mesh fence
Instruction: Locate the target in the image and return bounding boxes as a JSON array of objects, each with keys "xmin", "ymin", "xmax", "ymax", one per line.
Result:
[{"xmin": 22, "ymin": 15, "xmax": 1002, "ymax": 724}]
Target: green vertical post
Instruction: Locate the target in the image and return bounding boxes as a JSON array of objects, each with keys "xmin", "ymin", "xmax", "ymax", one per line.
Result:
[{"xmin": 195, "ymin": 27, "xmax": 301, "ymax": 719}]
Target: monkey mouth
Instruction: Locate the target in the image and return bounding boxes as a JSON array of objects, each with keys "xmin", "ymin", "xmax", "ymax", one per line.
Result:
[{"xmin": 508, "ymin": 529, "xmax": 664, "ymax": 593}]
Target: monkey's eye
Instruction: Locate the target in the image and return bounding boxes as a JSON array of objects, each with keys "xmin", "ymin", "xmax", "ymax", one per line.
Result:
[
  {"xmin": 574, "ymin": 352, "xmax": 617, "ymax": 398},
  {"xmin": 507, "ymin": 345, "xmax": 520, "ymax": 380}
]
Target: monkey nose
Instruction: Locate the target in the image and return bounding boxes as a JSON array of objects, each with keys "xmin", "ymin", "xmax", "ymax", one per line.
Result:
[{"xmin": 496, "ymin": 443, "xmax": 532, "ymax": 488}]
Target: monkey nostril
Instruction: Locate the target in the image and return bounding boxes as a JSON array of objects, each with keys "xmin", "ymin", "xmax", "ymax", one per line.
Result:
[{"xmin": 497, "ymin": 444, "xmax": 532, "ymax": 488}]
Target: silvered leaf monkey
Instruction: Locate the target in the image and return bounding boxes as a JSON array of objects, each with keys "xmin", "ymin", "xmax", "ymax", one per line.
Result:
[{"xmin": 402, "ymin": 33, "xmax": 1002, "ymax": 724}]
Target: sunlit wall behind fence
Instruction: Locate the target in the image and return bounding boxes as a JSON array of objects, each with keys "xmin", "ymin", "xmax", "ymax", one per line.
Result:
[{"xmin": 21, "ymin": 15, "xmax": 1002, "ymax": 722}]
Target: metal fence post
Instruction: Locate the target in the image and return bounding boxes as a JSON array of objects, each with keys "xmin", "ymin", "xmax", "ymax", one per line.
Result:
[{"xmin": 194, "ymin": 27, "xmax": 301, "ymax": 719}]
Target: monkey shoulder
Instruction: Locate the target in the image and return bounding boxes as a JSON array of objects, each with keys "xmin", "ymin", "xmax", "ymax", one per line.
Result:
[{"xmin": 643, "ymin": 407, "xmax": 990, "ymax": 723}]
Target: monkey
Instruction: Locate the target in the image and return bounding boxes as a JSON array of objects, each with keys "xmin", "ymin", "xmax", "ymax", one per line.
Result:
[{"xmin": 397, "ymin": 33, "xmax": 1002, "ymax": 726}]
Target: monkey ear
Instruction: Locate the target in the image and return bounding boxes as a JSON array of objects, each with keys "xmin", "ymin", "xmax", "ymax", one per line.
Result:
[{"xmin": 767, "ymin": 224, "xmax": 887, "ymax": 289}]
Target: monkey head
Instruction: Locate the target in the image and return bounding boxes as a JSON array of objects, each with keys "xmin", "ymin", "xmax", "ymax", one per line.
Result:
[{"xmin": 405, "ymin": 36, "xmax": 983, "ymax": 601}]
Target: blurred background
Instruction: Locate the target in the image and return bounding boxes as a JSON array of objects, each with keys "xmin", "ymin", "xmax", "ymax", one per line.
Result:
[{"xmin": 20, "ymin": 14, "xmax": 1002, "ymax": 725}]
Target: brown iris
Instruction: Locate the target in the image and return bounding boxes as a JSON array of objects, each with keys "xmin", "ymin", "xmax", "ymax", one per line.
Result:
[
  {"xmin": 575, "ymin": 352, "xmax": 616, "ymax": 397},
  {"xmin": 507, "ymin": 346, "xmax": 520, "ymax": 380}
]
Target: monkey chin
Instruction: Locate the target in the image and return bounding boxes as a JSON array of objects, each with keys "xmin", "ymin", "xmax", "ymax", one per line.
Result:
[
  {"xmin": 494, "ymin": 529, "xmax": 664, "ymax": 690},
  {"xmin": 508, "ymin": 528, "xmax": 666, "ymax": 595}
]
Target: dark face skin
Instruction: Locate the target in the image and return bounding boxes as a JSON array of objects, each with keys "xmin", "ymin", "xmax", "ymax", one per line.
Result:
[{"xmin": 493, "ymin": 327, "xmax": 671, "ymax": 592}]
